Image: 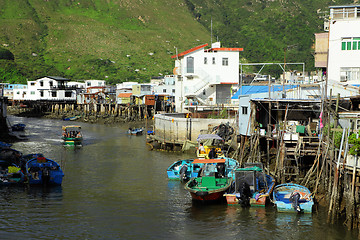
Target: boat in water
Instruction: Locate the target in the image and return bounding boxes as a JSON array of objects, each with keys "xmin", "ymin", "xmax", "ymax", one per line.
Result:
[
  {"xmin": 224, "ymin": 163, "xmax": 275, "ymax": 207},
  {"xmin": 196, "ymin": 134, "xmax": 225, "ymax": 159},
  {"xmin": 62, "ymin": 125, "xmax": 83, "ymax": 147},
  {"xmin": 128, "ymin": 128, "xmax": 144, "ymax": 136},
  {"xmin": 184, "ymin": 158, "xmax": 233, "ymax": 202},
  {"xmin": 26, "ymin": 156, "xmax": 64, "ymax": 186},
  {"xmin": 0, "ymin": 160, "xmax": 25, "ymax": 185},
  {"xmin": 273, "ymin": 183, "xmax": 314, "ymax": 213},
  {"xmin": 167, "ymin": 157, "xmax": 239, "ymax": 182},
  {"xmin": 63, "ymin": 115, "xmax": 81, "ymax": 121},
  {"xmin": 11, "ymin": 123, "xmax": 26, "ymax": 131}
]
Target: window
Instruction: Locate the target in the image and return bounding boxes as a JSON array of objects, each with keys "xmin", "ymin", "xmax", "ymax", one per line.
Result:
[
  {"xmin": 87, "ymin": 82, "xmax": 91, "ymax": 87},
  {"xmin": 341, "ymin": 37, "xmax": 360, "ymax": 50},
  {"xmin": 40, "ymin": 81, "xmax": 43, "ymax": 87},
  {"xmin": 204, "ymin": 57, "xmax": 207, "ymax": 64},
  {"xmin": 16, "ymin": 91, "xmax": 20, "ymax": 95},
  {"xmin": 163, "ymin": 89, "xmax": 166, "ymax": 93},
  {"xmin": 340, "ymin": 67, "xmax": 360, "ymax": 82},
  {"xmin": 30, "ymin": 91, "xmax": 35, "ymax": 95},
  {"xmin": 222, "ymin": 58, "xmax": 229, "ymax": 66},
  {"xmin": 49, "ymin": 81, "xmax": 53, "ymax": 87},
  {"xmin": 30, "ymin": 82, "xmax": 35, "ymax": 86},
  {"xmin": 65, "ymin": 91, "xmax": 72, "ymax": 97},
  {"xmin": 52, "ymin": 91, "xmax": 57, "ymax": 97},
  {"xmin": 40, "ymin": 91, "xmax": 44, "ymax": 97},
  {"xmin": 242, "ymin": 106, "xmax": 248, "ymax": 115},
  {"xmin": 212, "ymin": 57, "xmax": 215, "ymax": 64},
  {"xmin": 187, "ymin": 57, "xmax": 194, "ymax": 73},
  {"xmin": 172, "ymin": 89, "xmax": 175, "ymax": 93}
]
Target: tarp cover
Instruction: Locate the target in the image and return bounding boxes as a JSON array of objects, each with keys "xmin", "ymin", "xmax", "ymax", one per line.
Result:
[{"xmin": 197, "ymin": 134, "xmax": 223, "ymax": 142}]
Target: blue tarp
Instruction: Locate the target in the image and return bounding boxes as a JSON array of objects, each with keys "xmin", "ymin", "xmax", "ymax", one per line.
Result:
[{"xmin": 231, "ymin": 85, "xmax": 298, "ymax": 100}]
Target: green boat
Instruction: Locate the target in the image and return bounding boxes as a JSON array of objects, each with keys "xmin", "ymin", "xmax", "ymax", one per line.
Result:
[
  {"xmin": 184, "ymin": 159, "xmax": 233, "ymax": 202},
  {"xmin": 62, "ymin": 125, "xmax": 83, "ymax": 147}
]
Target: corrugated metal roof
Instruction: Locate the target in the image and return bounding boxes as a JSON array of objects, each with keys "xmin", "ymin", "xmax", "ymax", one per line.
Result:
[{"xmin": 231, "ymin": 85, "xmax": 297, "ymax": 99}]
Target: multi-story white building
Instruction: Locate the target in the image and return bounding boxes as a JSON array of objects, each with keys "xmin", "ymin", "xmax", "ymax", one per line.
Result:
[
  {"xmin": 327, "ymin": 5, "xmax": 360, "ymax": 93},
  {"xmin": 13, "ymin": 76, "xmax": 77, "ymax": 102},
  {"xmin": 171, "ymin": 42, "xmax": 243, "ymax": 112}
]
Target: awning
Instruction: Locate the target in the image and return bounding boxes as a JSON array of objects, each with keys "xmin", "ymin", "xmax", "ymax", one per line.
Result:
[
  {"xmin": 197, "ymin": 134, "xmax": 223, "ymax": 142},
  {"xmin": 193, "ymin": 159, "xmax": 226, "ymax": 164}
]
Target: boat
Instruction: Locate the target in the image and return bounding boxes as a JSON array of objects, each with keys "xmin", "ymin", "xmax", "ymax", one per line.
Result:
[
  {"xmin": 196, "ymin": 134, "xmax": 225, "ymax": 159},
  {"xmin": 166, "ymin": 157, "xmax": 239, "ymax": 182},
  {"xmin": 128, "ymin": 128, "xmax": 144, "ymax": 136},
  {"xmin": 273, "ymin": 183, "xmax": 314, "ymax": 213},
  {"xmin": 184, "ymin": 158, "xmax": 233, "ymax": 202},
  {"xmin": 0, "ymin": 160, "xmax": 25, "ymax": 185},
  {"xmin": 11, "ymin": 123, "xmax": 26, "ymax": 131},
  {"xmin": 63, "ymin": 115, "xmax": 81, "ymax": 121},
  {"xmin": 62, "ymin": 125, "xmax": 83, "ymax": 147},
  {"xmin": 224, "ymin": 164, "xmax": 275, "ymax": 207},
  {"xmin": 26, "ymin": 156, "xmax": 64, "ymax": 186}
]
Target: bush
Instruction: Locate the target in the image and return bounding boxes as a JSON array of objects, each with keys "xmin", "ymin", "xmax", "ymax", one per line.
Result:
[{"xmin": 0, "ymin": 48, "xmax": 14, "ymax": 60}]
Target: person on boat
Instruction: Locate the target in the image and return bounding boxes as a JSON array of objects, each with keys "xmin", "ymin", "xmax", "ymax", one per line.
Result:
[
  {"xmin": 76, "ymin": 131, "xmax": 82, "ymax": 138},
  {"xmin": 208, "ymin": 148, "xmax": 217, "ymax": 159},
  {"xmin": 289, "ymin": 191, "xmax": 302, "ymax": 213},
  {"xmin": 199, "ymin": 143, "xmax": 205, "ymax": 154}
]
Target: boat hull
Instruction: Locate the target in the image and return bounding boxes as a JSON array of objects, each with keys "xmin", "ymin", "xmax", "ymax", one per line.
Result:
[
  {"xmin": 224, "ymin": 193, "xmax": 267, "ymax": 206},
  {"xmin": 190, "ymin": 190, "xmax": 226, "ymax": 201},
  {"xmin": 273, "ymin": 183, "xmax": 314, "ymax": 213}
]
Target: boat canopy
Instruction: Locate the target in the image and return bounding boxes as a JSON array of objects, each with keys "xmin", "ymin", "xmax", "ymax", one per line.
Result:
[
  {"xmin": 193, "ymin": 159, "xmax": 226, "ymax": 164},
  {"xmin": 62, "ymin": 125, "xmax": 81, "ymax": 130},
  {"xmin": 196, "ymin": 134, "xmax": 223, "ymax": 142}
]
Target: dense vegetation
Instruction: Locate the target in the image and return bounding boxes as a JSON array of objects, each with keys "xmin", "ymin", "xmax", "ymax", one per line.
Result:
[{"xmin": 0, "ymin": 0, "xmax": 355, "ymax": 84}]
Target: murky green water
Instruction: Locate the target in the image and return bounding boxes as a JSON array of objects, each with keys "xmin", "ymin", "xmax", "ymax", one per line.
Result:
[{"xmin": 0, "ymin": 116, "xmax": 357, "ymax": 239}]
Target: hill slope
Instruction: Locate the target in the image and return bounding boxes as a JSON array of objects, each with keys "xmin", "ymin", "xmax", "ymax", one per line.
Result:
[{"xmin": 0, "ymin": 0, "xmax": 210, "ymax": 83}]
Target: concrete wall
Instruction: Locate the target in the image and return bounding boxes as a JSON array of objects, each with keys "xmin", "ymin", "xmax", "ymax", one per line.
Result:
[{"xmin": 154, "ymin": 113, "xmax": 234, "ymax": 143}]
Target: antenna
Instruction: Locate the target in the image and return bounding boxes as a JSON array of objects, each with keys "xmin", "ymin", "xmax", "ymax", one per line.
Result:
[{"xmin": 211, "ymin": 17, "xmax": 213, "ymax": 47}]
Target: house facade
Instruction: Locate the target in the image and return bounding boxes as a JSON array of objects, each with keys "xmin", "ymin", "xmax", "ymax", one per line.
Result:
[
  {"xmin": 171, "ymin": 42, "xmax": 243, "ymax": 112},
  {"xmin": 13, "ymin": 76, "xmax": 77, "ymax": 102},
  {"xmin": 327, "ymin": 5, "xmax": 360, "ymax": 88}
]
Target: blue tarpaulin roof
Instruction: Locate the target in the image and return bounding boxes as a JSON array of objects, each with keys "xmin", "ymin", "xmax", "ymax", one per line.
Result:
[{"xmin": 231, "ymin": 85, "xmax": 298, "ymax": 99}]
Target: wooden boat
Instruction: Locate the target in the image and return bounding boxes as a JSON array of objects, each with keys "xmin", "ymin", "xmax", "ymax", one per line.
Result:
[
  {"xmin": 184, "ymin": 158, "xmax": 233, "ymax": 201},
  {"xmin": 166, "ymin": 157, "xmax": 239, "ymax": 182},
  {"xmin": 11, "ymin": 123, "xmax": 26, "ymax": 131},
  {"xmin": 273, "ymin": 183, "xmax": 314, "ymax": 213},
  {"xmin": 62, "ymin": 125, "xmax": 83, "ymax": 147},
  {"xmin": 185, "ymin": 176, "xmax": 233, "ymax": 202},
  {"xmin": 224, "ymin": 164, "xmax": 275, "ymax": 207},
  {"xmin": 0, "ymin": 160, "xmax": 25, "ymax": 185},
  {"xmin": 128, "ymin": 128, "xmax": 143, "ymax": 136},
  {"xmin": 63, "ymin": 115, "xmax": 80, "ymax": 121},
  {"xmin": 26, "ymin": 156, "xmax": 64, "ymax": 186}
]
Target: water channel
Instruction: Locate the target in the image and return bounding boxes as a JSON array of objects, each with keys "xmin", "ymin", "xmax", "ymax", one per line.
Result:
[{"xmin": 1, "ymin": 116, "xmax": 357, "ymax": 239}]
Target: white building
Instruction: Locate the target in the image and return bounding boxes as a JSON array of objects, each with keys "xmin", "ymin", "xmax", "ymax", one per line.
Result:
[
  {"xmin": 153, "ymin": 75, "xmax": 176, "ymax": 97},
  {"xmin": 171, "ymin": 42, "xmax": 243, "ymax": 112},
  {"xmin": 327, "ymin": 5, "xmax": 360, "ymax": 95},
  {"xmin": 84, "ymin": 80, "xmax": 106, "ymax": 94},
  {"xmin": 13, "ymin": 76, "xmax": 77, "ymax": 102}
]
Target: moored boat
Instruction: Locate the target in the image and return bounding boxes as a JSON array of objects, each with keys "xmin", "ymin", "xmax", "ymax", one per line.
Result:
[
  {"xmin": 62, "ymin": 125, "xmax": 83, "ymax": 147},
  {"xmin": 128, "ymin": 128, "xmax": 144, "ymax": 136},
  {"xmin": 11, "ymin": 123, "xmax": 26, "ymax": 131},
  {"xmin": 273, "ymin": 183, "xmax": 314, "ymax": 213},
  {"xmin": 0, "ymin": 160, "xmax": 25, "ymax": 185},
  {"xmin": 224, "ymin": 165, "xmax": 275, "ymax": 207},
  {"xmin": 184, "ymin": 158, "xmax": 233, "ymax": 202},
  {"xmin": 26, "ymin": 156, "xmax": 64, "ymax": 186},
  {"xmin": 166, "ymin": 157, "xmax": 239, "ymax": 182}
]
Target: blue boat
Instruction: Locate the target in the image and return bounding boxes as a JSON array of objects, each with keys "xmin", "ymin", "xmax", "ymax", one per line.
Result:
[
  {"xmin": 224, "ymin": 165, "xmax": 275, "ymax": 207},
  {"xmin": 128, "ymin": 128, "xmax": 143, "ymax": 136},
  {"xmin": 273, "ymin": 183, "xmax": 314, "ymax": 213},
  {"xmin": 166, "ymin": 157, "xmax": 239, "ymax": 182},
  {"xmin": 26, "ymin": 156, "xmax": 64, "ymax": 186},
  {"xmin": 11, "ymin": 123, "xmax": 26, "ymax": 131}
]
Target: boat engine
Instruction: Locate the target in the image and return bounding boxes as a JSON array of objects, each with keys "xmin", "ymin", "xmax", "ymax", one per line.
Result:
[
  {"xmin": 237, "ymin": 182, "xmax": 251, "ymax": 207},
  {"xmin": 179, "ymin": 164, "xmax": 188, "ymax": 183},
  {"xmin": 289, "ymin": 191, "xmax": 302, "ymax": 213}
]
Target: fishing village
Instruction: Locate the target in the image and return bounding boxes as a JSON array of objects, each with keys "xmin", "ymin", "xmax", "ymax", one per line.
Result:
[{"xmin": 0, "ymin": 2, "xmax": 360, "ymax": 239}]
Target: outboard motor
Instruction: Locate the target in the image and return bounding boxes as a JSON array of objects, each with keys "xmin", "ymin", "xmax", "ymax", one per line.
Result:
[
  {"xmin": 42, "ymin": 167, "xmax": 51, "ymax": 186},
  {"xmin": 237, "ymin": 182, "xmax": 251, "ymax": 207},
  {"xmin": 179, "ymin": 164, "xmax": 188, "ymax": 183},
  {"xmin": 289, "ymin": 191, "xmax": 302, "ymax": 213}
]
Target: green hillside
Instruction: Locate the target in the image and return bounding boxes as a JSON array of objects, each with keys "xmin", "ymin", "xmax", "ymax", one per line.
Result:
[
  {"xmin": 0, "ymin": 0, "xmax": 356, "ymax": 84},
  {"xmin": 0, "ymin": 0, "xmax": 210, "ymax": 84}
]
